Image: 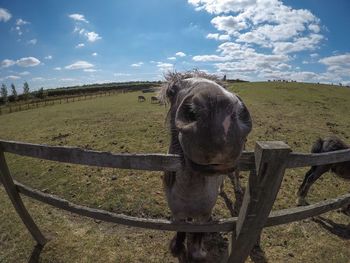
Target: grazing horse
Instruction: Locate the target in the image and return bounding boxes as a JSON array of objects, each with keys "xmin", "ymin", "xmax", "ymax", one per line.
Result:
[
  {"xmin": 151, "ymin": 96, "xmax": 159, "ymax": 104},
  {"xmin": 297, "ymin": 136, "xmax": 350, "ymax": 208},
  {"xmin": 138, "ymin": 95, "xmax": 146, "ymax": 102},
  {"xmin": 161, "ymin": 71, "xmax": 252, "ymax": 261}
]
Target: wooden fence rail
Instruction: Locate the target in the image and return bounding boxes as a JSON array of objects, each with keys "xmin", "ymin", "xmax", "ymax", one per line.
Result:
[
  {"xmin": 1, "ymin": 139, "xmax": 350, "ymax": 262},
  {"xmin": 0, "ymin": 140, "xmax": 255, "ymax": 172}
]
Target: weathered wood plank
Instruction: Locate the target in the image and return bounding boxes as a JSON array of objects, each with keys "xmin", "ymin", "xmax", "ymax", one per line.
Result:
[
  {"xmin": 228, "ymin": 141, "xmax": 291, "ymax": 263},
  {"xmin": 0, "ymin": 140, "xmax": 255, "ymax": 171},
  {"xmin": 13, "ymin": 180, "xmax": 236, "ymax": 232},
  {"xmin": 1, "ymin": 179, "xmax": 349, "ymax": 233},
  {"xmin": 287, "ymin": 149, "xmax": 350, "ymax": 168},
  {"xmin": 0, "ymin": 151, "xmax": 47, "ymax": 245},
  {"xmin": 267, "ymin": 193, "xmax": 350, "ymax": 226}
]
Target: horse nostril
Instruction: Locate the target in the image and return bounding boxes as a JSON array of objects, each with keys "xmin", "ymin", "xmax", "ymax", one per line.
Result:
[
  {"xmin": 180, "ymin": 103, "xmax": 197, "ymax": 123},
  {"xmin": 176, "ymin": 95, "xmax": 198, "ymax": 127}
]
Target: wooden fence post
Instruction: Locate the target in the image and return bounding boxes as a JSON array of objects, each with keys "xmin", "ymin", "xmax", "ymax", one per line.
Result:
[
  {"xmin": 0, "ymin": 151, "xmax": 47, "ymax": 246},
  {"xmin": 228, "ymin": 141, "xmax": 291, "ymax": 263}
]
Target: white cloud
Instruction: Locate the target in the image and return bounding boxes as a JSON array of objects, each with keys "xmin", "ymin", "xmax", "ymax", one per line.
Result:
[
  {"xmin": 175, "ymin": 52, "xmax": 186, "ymax": 57},
  {"xmin": 85, "ymin": 31, "xmax": 101, "ymax": 42},
  {"xmin": 92, "ymin": 52, "xmax": 98, "ymax": 56},
  {"xmin": 0, "ymin": 8, "xmax": 11, "ymax": 22},
  {"xmin": 188, "ymin": 0, "xmax": 256, "ymax": 14},
  {"xmin": 157, "ymin": 62, "xmax": 174, "ymax": 71},
  {"xmin": 1, "ymin": 59, "xmax": 16, "ymax": 68},
  {"xmin": 69, "ymin": 13, "xmax": 88, "ymax": 23},
  {"xmin": 194, "ymin": 41, "xmax": 290, "ymax": 78},
  {"xmin": 65, "ymin": 60, "xmax": 94, "ymax": 70},
  {"xmin": 273, "ymin": 34, "xmax": 323, "ymax": 54},
  {"xmin": 12, "ymin": 18, "xmax": 30, "ymax": 36},
  {"xmin": 60, "ymin": 78, "xmax": 76, "ymax": 82},
  {"xmin": 191, "ymin": 0, "xmax": 323, "ymax": 55},
  {"xmin": 32, "ymin": 77, "xmax": 45, "ymax": 81},
  {"xmin": 185, "ymin": 0, "xmax": 338, "ymax": 82},
  {"xmin": 318, "ymin": 53, "xmax": 350, "ymax": 79},
  {"xmin": 131, "ymin": 62, "xmax": 144, "ymax": 67},
  {"xmin": 193, "ymin": 54, "xmax": 232, "ymax": 62},
  {"xmin": 54, "ymin": 67, "xmax": 61, "ymax": 71},
  {"xmin": 1, "ymin": 57, "xmax": 41, "ymax": 68},
  {"xmin": 14, "ymin": 26, "xmax": 22, "ymax": 36},
  {"xmin": 70, "ymin": 14, "xmax": 101, "ymax": 43},
  {"xmin": 167, "ymin": 57, "xmax": 176, "ymax": 60},
  {"xmin": 27, "ymin": 38, "xmax": 37, "ymax": 45},
  {"xmin": 16, "ymin": 18, "xmax": 29, "ymax": 25},
  {"xmin": 114, "ymin": 73, "xmax": 131, "ymax": 77},
  {"xmin": 75, "ymin": 43, "xmax": 85, "ymax": 48},
  {"xmin": 207, "ymin": 33, "xmax": 231, "ymax": 41},
  {"xmin": 16, "ymin": 57, "xmax": 41, "ymax": 67},
  {"xmin": 19, "ymin": 71, "xmax": 30, "ymax": 75},
  {"xmin": 319, "ymin": 53, "xmax": 350, "ymax": 67},
  {"xmin": 308, "ymin": 24, "xmax": 320, "ymax": 33},
  {"xmin": 83, "ymin": 68, "xmax": 97, "ymax": 72},
  {"xmin": 6, "ymin": 75, "xmax": 20, "ymax": 80},
  {"xmin": 211, "ymin": 16, "xmax": 247, "ymax": 35},
  {"xmin": 45, "ymin": 55, "xmax": 53, "ymax": 60}
]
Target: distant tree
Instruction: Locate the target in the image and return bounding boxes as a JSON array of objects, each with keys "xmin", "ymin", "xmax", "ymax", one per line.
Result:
[
  {"xmin": 35, "ymin": 87, "xmax": 48, "ymax": 99},
  {"xmin": 23, "ymin": 81, "xmax": 30, "ymax": 101},
  {"xmin": 1, "ymin": 84, "xmax": 8, "ymax": 104},
  {"xmin": 11, "ymin": 83, "xmax": 18, "ymax": 101}
]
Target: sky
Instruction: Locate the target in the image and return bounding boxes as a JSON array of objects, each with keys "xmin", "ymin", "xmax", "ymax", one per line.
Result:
[{"xmin": 0, "ymin": 0, "xmax": 350, "ymax": 91}]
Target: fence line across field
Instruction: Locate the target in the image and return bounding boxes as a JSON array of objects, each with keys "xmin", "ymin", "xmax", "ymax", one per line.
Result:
[
  {"xmin": 0, "ymin": 139, "xmax": 350, "ymax": 263},
  {"xmin": 0, "ymin": 90, "xmax": 124, "ymax": 115}
]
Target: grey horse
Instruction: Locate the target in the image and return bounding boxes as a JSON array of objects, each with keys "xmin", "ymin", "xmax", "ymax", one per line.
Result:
[
  {"xmin": 161, "ymin": 71, "xmax": 252, "ymax": 261},
  {"xmin": 297, "ymin": 136, "xmax": 350, "ymax": 208}
]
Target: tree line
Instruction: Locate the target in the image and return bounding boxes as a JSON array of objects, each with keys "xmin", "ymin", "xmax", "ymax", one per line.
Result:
[
  {"xmin": 0, "ymin": 81, "xmax": 160, "ymax": 105},
  {"xmin": 0, "ymin": 82, "xmax": 38, "ymax": 104}
]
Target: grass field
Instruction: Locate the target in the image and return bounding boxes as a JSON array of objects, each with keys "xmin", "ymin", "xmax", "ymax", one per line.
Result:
[{"xmin": 0, "ymin": 82, "xmax": 349, "ymax": 262}]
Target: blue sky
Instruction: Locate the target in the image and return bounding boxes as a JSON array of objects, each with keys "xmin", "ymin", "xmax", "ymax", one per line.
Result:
[{"xmin": 0, "ymin": 0, "xmax": 350, "ymax": 90}]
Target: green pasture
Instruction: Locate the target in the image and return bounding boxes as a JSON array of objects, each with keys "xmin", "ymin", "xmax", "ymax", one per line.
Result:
[{"xmin": 0, "ymin": 82, "xmax": 349, "ymax": 262}]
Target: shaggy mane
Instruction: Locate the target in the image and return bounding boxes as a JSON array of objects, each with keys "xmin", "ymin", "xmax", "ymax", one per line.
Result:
[{"xmin": 158, "ymin": 70, "xmax": 225, "ymax": 104}]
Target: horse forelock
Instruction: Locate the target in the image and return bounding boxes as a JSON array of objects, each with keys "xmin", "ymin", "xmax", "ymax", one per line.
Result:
[{"xmin": 158, "ymin": 70, "xmax": 225, "ymax": 104}]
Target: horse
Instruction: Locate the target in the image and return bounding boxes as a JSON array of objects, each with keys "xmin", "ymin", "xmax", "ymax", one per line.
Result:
[
  {"xmin": 151, "ymin": 96, "xmax": 159, "ymax": 104},
  {"xmin": 161, "ymin": 71, "xmax": 252, "ymax": 261},
  {"xmin": 297, "ymin": 136, "xmax": 350, "ymax": 211},
  {"xmin": 138, "ymin": 95, "xmax": 146, "ymax": 102}
]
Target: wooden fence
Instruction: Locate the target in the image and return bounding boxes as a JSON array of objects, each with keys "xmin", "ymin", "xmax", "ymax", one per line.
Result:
[
  {"xmin": 0, "ymin": 139, "xmax": 350, "ymax": 262},
  {"xmin": 0, "ymin": 90, "xmax": 124, "ymax": 115}
]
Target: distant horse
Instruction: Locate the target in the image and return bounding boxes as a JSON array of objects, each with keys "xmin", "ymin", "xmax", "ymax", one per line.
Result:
[
  {"xmin": 297, "ymin": 136, "xmax": 350, "ymax": 211},
  {"xmin": 138, "ymin": 95, "xmax": 146, "ymax": 102},
  {"xmin": 151, "ymin": 96, "xmax": 159, "ymax": 104},
  {"xmin": 161, "ymin": 71, "xmax": 252, "ymax": 261}
]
